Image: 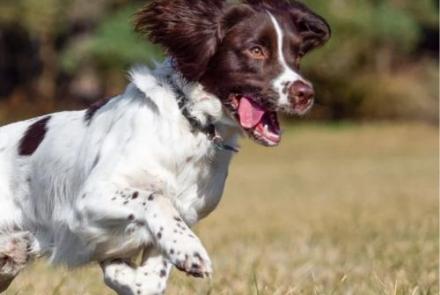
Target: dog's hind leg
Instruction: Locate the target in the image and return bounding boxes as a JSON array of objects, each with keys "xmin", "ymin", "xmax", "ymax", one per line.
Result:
[{"xmin": 0, "ymin": 232, "xmax": 37, "ymax": 292}]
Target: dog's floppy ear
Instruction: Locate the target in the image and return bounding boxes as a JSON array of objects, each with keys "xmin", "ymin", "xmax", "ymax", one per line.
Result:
[
  {"xmin": 290, "ymin": 6, "xmax": 331, "ymax": 55},
  {"xmin": 222, "ymin": 4, "xmax": 256, "ymax": 31},
  {"xmin": 135, "ymin": 0, "xmax": 226, "ymax": 81}
]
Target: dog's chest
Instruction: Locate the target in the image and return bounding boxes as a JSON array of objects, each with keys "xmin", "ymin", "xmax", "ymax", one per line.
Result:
[
  {"xmin": 112, "ymin": 74, "xmax": 237, "ymax": 224},
  {"xmin": 173, "ymin": 143, "xmax": 228, "ymax": 222},
  {"xmin": 127, "ymin": 123, "xmax": 234, "ymax": 225}
]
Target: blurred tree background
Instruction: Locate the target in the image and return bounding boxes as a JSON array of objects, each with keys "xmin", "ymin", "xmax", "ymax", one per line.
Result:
[{"xmin": 0, "ymin": 0, "xmax": 438, "ymax": 124}]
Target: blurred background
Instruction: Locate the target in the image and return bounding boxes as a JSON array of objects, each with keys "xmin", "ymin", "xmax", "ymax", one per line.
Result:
[
  {"xmin": 0, "ymin": 0, "xmax": 438, "ymax": 294},
  {"xmin": 0, "ymin": 0, "xmax": 438, "ymax": 124}
]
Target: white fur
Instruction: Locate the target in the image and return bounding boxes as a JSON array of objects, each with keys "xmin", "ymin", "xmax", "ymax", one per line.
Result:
[
  {"xmin": 268, "ymin": 12, "xmax": 308, "ymax": 108},
  {"xmin": 0, "ymin": 61, "xmax": 239, "ymax": 294}
]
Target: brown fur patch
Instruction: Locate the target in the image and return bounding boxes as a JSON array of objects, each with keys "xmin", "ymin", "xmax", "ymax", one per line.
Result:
[
  {"xmin": 135, "ymin": 0, "xmax": 226, "ymax": 81},
  {"xmin": 18, "ymin": 116, "xmax": 51, "ymax": 156}
]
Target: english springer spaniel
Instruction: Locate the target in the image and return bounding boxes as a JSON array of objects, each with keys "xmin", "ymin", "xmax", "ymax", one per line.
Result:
[{"xmin": 0, "ymin": 0, "xmax": 330, "ymax": 294}]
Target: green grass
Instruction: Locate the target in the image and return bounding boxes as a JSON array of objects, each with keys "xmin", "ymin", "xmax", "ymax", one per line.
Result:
[{"xmin": 5, "ymin": 123, "xmax": 438, "ymax": 295}]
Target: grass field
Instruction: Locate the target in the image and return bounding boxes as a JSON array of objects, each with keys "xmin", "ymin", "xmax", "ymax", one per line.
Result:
[{"xmin": 4, "ymin": 123, "xmax": 438, "ymax": 295}]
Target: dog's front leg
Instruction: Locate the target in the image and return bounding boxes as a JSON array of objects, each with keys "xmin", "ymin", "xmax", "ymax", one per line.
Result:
[
  {"xmin": 101, "ymin": 247, "xmax": 171, "ymax": 295},
  {"xmin": 77, "ymin": 187, "xmax": 211, "ymax": 294},
  {"xmin": 143, "ymin": 193, "xmax": 212, "ymax": 278}
]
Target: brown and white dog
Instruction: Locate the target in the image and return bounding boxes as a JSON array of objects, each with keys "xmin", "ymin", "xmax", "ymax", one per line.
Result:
[{"xmin": 0, "ymin": 0, "xmax": 330, "ymax": 294}]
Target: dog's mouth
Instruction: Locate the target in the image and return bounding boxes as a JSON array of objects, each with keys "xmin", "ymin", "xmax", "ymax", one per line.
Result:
[{"xmin": 228, "ymin": 94, "xmax": 281, "ymax": 147}]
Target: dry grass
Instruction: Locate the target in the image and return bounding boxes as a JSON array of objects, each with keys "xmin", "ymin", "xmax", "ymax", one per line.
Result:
[{"xmin": 5, "ymin": 123, "xmax": 438, "ymax": 295}]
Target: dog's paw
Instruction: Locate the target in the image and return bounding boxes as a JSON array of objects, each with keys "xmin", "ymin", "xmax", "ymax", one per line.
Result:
[
  {"xmin": 166, "ymin": 239, "xmax": 212, "ymax": 278},
  {"xmin": 101, "ymin": 259, "xmax": 137, "ymax": 292},
  {"xmin": 0, "ymin": 232, "xmax": 34, "ymax": 276}
]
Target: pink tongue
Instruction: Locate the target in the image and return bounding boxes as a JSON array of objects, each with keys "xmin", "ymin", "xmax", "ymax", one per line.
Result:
[{"xmin": 238, "ymin": 97, "xmax": 265, "ymax": 129}]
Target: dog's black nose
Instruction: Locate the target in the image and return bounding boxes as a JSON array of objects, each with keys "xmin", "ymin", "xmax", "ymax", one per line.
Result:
[{"xmin": 290, "ymin": 81, "xmax": 315, "ymax": 106}]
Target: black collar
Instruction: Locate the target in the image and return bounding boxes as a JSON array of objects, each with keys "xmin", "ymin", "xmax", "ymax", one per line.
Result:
[{"xmin": 167, "ymin": 75, "xmax": 238, "ymax": 153}]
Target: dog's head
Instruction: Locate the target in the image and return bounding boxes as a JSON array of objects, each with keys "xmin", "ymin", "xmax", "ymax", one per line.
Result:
[{"xmin": 136, "ymin": 0, "xmax": 331, "ymax": 146}]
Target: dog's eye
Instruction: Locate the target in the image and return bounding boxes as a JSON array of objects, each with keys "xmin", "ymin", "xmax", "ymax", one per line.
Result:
[{"xmin": 247, "ymin": 46, "xmax": 267, "ymax": 60}]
